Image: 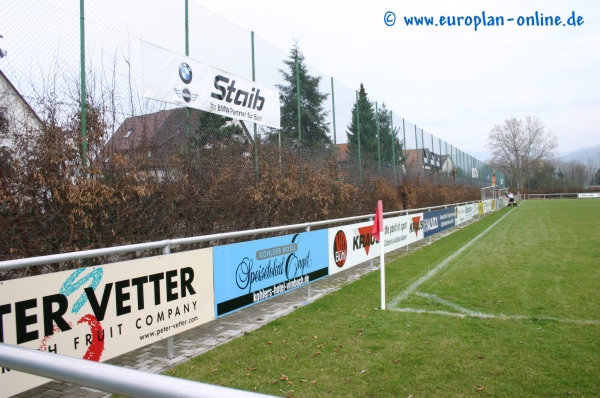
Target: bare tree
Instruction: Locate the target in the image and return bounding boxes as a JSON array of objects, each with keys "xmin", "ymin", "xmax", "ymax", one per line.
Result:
[{"xmin": 487, "ymin": 116, "xmax": 558, "ymax": 189}]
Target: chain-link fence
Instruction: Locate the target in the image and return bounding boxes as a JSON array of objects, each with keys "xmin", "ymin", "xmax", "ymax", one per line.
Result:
[{"xmin": 0, "ymin": 0, "xmax": 505, "ymax": 268}]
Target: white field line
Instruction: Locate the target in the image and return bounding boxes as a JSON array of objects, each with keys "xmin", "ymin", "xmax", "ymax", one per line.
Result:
[
  {"xmin": 414, "ymin": 292, "xmax": 487, "ymax": 316},
  {"xmin": 391, "ymin": 306, "xmax": 600, "ymax": 325},
  {"xmin": 388, "ymin": 208, "xmax": 515, "ymax": 309}
]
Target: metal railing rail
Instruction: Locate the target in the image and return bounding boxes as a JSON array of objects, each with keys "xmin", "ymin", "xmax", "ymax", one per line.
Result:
[
  {"xmin": 0, "ymin": 200, "xmax": 481, "ymax": 271},
  {"xmin": 524, "ymin": 193, "xmax": 580, "ymax": 200},
  {"xmin": 0, "ymin": 343, "xmax": 273, "ymax": 398}
]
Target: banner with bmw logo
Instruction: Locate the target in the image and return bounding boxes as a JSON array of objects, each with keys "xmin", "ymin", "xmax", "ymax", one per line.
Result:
[{"xmin": 141, "ymin": 40, "xmax": 281, "ymax": 128}]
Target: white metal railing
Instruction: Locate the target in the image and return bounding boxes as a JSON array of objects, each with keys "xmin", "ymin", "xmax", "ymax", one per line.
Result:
[
  {"xmin": 0, "ymin": 343, "xmax": 273, "ymax": 398},
  {"xmin": 524, "ymin": 193, "xmax": 580, "ymax": 200},
  {"xmin": 0, "ymin": 200, "xmax": 480, "ymax": 271}
]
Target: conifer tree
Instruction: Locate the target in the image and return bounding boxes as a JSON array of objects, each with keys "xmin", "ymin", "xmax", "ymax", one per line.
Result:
[
  {"xmin": 267, "ymin": 43, "xmax": 331, "ymax": 148},
  {"xmin": 376, "ymin": 103, "xmax": 404, "ymax": 164},
  {"xmin": 346, "ymin": 84, "xmax": 377, "ymax": 161}
]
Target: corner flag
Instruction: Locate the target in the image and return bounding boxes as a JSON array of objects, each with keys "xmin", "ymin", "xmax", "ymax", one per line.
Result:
[
  {"xmin": 372, "ymin": 200, "xmax": 385, "ymax": 310},
  {"xmin": 372, "ymin": 200, "xmax": 383, "ymax": 241}
]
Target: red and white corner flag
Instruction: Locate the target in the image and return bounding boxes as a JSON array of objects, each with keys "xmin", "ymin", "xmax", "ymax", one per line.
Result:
[
  {"xmin": 372, "ymin": 200, "xmax": 386, "ymax": 310},
  {"xmin": 372, "ymin": 200, "xmax": 384, "ymax": 242}
]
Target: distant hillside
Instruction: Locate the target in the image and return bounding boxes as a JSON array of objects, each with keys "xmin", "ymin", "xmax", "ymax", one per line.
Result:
[{"xmin": 559, "ymin": 145, "xmax": 600, "ymax": 163}]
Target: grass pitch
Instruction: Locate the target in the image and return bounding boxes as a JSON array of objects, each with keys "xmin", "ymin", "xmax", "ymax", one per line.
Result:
[{"xmin": 162, "ymin": 200, "xmax": 600, "ymax": 397}]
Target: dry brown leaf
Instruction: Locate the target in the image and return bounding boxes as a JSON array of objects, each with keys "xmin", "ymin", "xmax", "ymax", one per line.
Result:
[
  {"xmin": 477, "ymin": 355, "xmax": 484, "ymax": 359},
  {"xmin": 317, "ymin": 344, "xmax": 324, "ymax": 348},
  {"xmin": 311, "ymin": 380, "xmax": 317, "ymax": 385},
  {"xmin": 314, "ymin": 351, "xmax": 321, "ymax": 356},
  {"xmin": 313, "ymin": 335, "xmax": 318, "ymax": 339},
  {"xmin": 393, "ymin": 359, "xmax": 401, "ymax": 363},
  {"xmin": 300, "ymin": 379, "xmax": 308, "ymax": 383},
  {"xmin": 359, "ymin": 370, "xmax": 366, "ymax": 374},
  {"xmin": 211, "ymin": 369, "xmax": 218, "ymax": 373},
  {"xmin": 357, "ymin": 329, "xmax": 364, "ymax": 332},
  {"xmin": 345, "ymin": 378, "xmax": 352, "ymax": 383},
  {"xmin": 280, "ymin": 374, "xmax": 289, "ymax": 381},
  {"xmin": 267, "ymin": 341, "xmax": 273, "ymax": 345},
  {"xmin": 246, "ymin": 373, "xmax": 251, "ymax": 376},
  {"xmin": 475, "ymin": 387, "xmax": 484, "ymax": 391},
  {"xmin": 281, "ymin": 357, "xmax": 287, "ymax": 360}
]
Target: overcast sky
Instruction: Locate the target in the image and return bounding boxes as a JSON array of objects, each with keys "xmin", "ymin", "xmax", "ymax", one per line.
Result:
[{"xmin": 197, "ymin": 0, "xmax": 600, "ymax": 158}]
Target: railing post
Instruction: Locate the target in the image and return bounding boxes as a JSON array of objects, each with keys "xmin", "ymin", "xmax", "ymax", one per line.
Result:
[
  {"xmin": 163, "ymin": 244, "xmax": 174, "ymax": 359},
  {"xmin": 306, "ymin": 225, "xmax": 311, "ymax": 299},
  {"xmin": 369, "ymin": 217, "xmax": 374, "ymax": 270}
]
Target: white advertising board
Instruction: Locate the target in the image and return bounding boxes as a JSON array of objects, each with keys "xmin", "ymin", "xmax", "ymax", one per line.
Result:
[
  {"xmin": 328, "ymin": 220, "xmax": 381, "ymax": 276},
  {"xmin": 141, "ymin": 40, "xmax": 280, "ymax": 128},
  {"xmin": 464, "ymin": 203, "xmax": 476, "ymax": 222},
  {"xmin": 483, "ymin": 200, "xmax": 492, "ymax": 213},
  {"xmin": 0, "ymin": 249, "xmax": 214, "ymax": 397},
  {"xmin": 578, "ymin": 193, "xmax": 600, "ymax": 198},
  {"xmin": 456, "ymin": 205, "xmax": 466, "ymax": 225},
  {"xmin": 382, "ymin": 213, "xmax": 425, "ymax": 252}
]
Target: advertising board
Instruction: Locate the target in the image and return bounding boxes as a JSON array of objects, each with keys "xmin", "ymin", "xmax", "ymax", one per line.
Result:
[
  {"xmin": 213, "ymin": 230, "xmax": 328, "ymax": 317},
  {"xmin": 328, "ymin": 220, "xmax": 381, "ymax": 276},
  {"xmin": 0, "ymin": 249, "xmax": 215, "ymax": 397},
  {"xmin": 422, "ymin": 208, "xmax": 457, "ymax": 238},
  {"xmin": 381, "ymin": 213, "xmax": 425, "ymax": 252}
]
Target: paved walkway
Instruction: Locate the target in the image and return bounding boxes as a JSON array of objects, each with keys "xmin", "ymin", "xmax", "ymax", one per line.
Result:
[{"xmin": 13, "ymin": 227, "xmax": 455, "ymax": 398}]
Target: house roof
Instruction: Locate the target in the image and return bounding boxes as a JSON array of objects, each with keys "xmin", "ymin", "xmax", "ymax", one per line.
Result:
[
  {"xmin": 336, "ymin": 143, "xmax": 349, "ymax": 162},
  {"xmin": 0, "ymin": 69, "xmax": 43, "ymax": 125}
]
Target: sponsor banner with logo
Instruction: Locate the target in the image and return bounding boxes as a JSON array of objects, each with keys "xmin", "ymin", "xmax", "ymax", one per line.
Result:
[
  {"xmin": 382, "ymin": 213, "xmax": 425, "ymax": 253},
  {"xmin": 483, "ymin": 200, "xmax": 492, "ymax": 213},
  {"xmin": 456, "ymin": 205, "xmax": 466, "ymax": 225},
  {"xmin": 423, "ymin": 207, "xmax": 457, "ymax": 238},
  {"xmin": 491, "ymin": 199, "xmax": 496, "ymax": 211},
  {"xmin": 328, "ymin": 220, "xmax": 382, "ymax": 276},
  {"xmin": 213, "ymin": 230, "xmax": 328, "ymax": 317},
  {"xmin": 472, "ymin": 168, "xmax": 479, "ymax": 178},
  {"xmin": 464, "ymin": 203, "xmax": 476, "ymax": 222},
  {"xmin": 141, "ymin": 40, "xmax": 280, "ymax": 128},
  {"xmin": 0, "ymin": 249, "xmax": 214, "ymax": 398},
  {"xmin": 578, "ymin": 193, "xmax": 600, "ymax": 198},
  {"xmin": 478, "ymin": 201, "xmax": 484, "ymax": 215}
]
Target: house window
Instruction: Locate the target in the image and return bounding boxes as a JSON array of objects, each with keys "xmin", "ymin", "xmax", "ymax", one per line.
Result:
[{"xmin": 123, "ymin": 130, "xmax": 132, "ymax": 139}]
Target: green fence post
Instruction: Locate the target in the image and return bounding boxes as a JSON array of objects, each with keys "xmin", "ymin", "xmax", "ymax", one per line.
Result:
[
  {"xmin": 79, "ymin": 0, "xmax": 87, "ymax": 176},
  {"xmin": 251, "ymin": 32, "xmax": 259, "ymax": 182},
  {"xmin": 185, "ymin": 0, "xmax": 190, "ymax": 140},
  {"xmin": 356, "ymin": 90, "xmax": 362, "ymax": 187},
  {"xmin": 376, "ymin": 101, "xmax": 381, "ymax": 174},
  {"xmin": 295, "ymin": 55, "xmax": 302, "ymax": 183},
  {"xmin": 391, "ymin": 111, "xmax": 396, "ymax": 185},
  {"xmin": 414, "ymin": 125, "xmax": 418, "ymax": 170},
  {"xmin": 331, "ymin": 77, "xmax": 337, "ymax": 145}
]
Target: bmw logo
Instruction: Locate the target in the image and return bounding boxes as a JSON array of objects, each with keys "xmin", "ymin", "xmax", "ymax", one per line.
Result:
[
  {"xmin": 179, "ymin": 63, "xmax": 192, "ymax": 84},
  {"xmin": 182, "ymin": 88, "xmax": 192, "ymax": 102}
]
